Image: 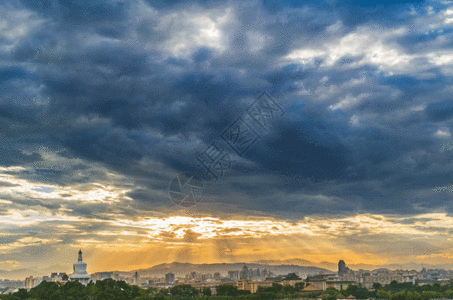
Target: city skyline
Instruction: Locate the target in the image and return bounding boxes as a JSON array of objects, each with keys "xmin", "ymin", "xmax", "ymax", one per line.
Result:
[
  {"xmin": 2, "ymin": 0, "xmax": 453, "ymax": 276},
  {"xmin": 5, "ymin": 255, "xmax": 453, "ymax": 293},
  {"xmin": 2, "ymin": 252, "xmax": 453, "ymax": 281},
  {"xmin": 6, "ymin": 258, "xmax": 453, "ymax": 298}
]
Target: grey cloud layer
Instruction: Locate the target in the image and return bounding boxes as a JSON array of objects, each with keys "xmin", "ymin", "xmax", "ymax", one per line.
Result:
[{"xmin": 0, "ymin": 0, "xmax": 452, "ymax": 221}]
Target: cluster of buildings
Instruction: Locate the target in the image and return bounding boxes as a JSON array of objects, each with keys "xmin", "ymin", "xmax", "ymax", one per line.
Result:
[
  {"xmin": 335, "ymin": 261, "xmax": 453, "ymax": 288},
  {"xmin": 136, "ymin": 263, "xmax": 453, "ymax": 294},
  {"xmin": 2, "ymin": 252, "xmax": 453, "ymax": 296},
  {"xmin": 132, "ymin": 265, "xmax": 297, "ymax": 294},
  {"xmin": 0, "ymin": 279, "xmax": 26, "ymax": 295},
  {"xmin": 227, "ymin": 265, "xmax": 273, "ymax": 280},
  {"xmin": 304, "ymin": 261, "xmax": 453, "ymax": 292}
]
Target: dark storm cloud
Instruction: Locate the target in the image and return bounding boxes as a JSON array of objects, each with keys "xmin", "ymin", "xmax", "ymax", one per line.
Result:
[
  {"xmin": 426, "ymin": 99, "xmax": 453, "ymax": 122},
  {"xmin": 0, "ymin": 148, "xmax": 42, "ymax": 167},
  {"xmin": 142, "ymin": 0, "xmax": 225, "ymax": 10},
  {"xmin": 21, "ymin": 0, "xmax": 128, "ymax": 25},
  {"xmin": 1, "ymin": 0, "xmax": 453, "ymax": 220},
  {"xmin": 395, "ymin": 29, "xmax": 453, "ymax": 53},
  {"xmin": 247, "ymin": 118, "xmax": 351, "ymax": 181},
  {"xmin": 261, "ymin": 0, "xmax": 425, "ymax": 30},
  {"xmin": 126, "ymin": 188, "xmax": 169, "ymax": 205}
]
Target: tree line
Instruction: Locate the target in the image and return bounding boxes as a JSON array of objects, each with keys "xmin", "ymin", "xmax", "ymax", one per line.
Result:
[{"xmin": 1, "ymin": 278, "xmax": 453, "ymax": 300}]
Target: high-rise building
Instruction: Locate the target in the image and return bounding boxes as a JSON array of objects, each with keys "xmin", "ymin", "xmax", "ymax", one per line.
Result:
[
  {"xmin": 112, "ymin": 272, "xmax": 120, "ymax": 281},
  {"xmin": 338, "ymin": 260, "xmax": 351, "ymax": 276},
  {"xmin": 228, "ymin": 270, "xmax": 239, "ymax": 280},
  {"xmin": 134, "ymin": 272, "xmax": 139, "ymax": 285},
  {"xmin": 166, "ymin": 273, "xmax": 175, "ymax": 284},
  {"xmin": 25, "ymin": 276, "xmax": 34, "ymax": 289},
  {"xmin": 240, "ymin": 265, "xmax": 250, "ymax": 279}
]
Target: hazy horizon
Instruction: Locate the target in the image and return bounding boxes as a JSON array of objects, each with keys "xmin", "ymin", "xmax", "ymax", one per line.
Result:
[{"xmin": 3, "ymin": 257, "xmax": 452, "ymax": 281}]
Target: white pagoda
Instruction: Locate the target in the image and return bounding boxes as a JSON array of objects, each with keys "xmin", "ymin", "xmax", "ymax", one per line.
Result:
[{"xmin": 70, "ymin": 249, "xmax": 91, "ymax": 285}]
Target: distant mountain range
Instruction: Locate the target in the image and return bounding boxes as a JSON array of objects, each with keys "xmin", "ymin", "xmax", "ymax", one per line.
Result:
[
  {"xmin": 130, "ymin": 262, "xmax": 333, "ymax": 277},
  {"xmin": 253, "ymin": 259, "xmax": 338, "ymax": 270},
  {"xmin": 129, "ymin": 260, "xmax": 453, "ymax": 277},
  {"xmin": 347, "ymin": 263, "xmax": 453, "ymax": 272},
  {"xmin": 2, "ymin": 260, "xmax": 453, "ymax": 281},
  {"xmin": 0, "ymin": 264, "xmax": 72, "ymax": 281},
  {"xmin": 251, "ymin": 260, "xmax": 453, "ymax": 273},
  {"xmin": 0, "ymin": 268, "xmax": 45, "ymax": 281}
]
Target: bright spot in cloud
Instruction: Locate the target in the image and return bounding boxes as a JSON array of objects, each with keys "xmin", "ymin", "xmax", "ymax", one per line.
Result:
[{"xmin": 435, "ymin": 127, "xmax": 451, "ymax": 138}]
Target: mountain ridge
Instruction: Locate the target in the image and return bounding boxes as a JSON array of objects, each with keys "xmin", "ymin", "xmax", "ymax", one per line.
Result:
[
  {"xmin": 132, "ymin": 262, "xmax": 333, "ymax": 277},
  {"xmin": 3, "ymin": 260, "xmax": 453, "ymax": 281}
]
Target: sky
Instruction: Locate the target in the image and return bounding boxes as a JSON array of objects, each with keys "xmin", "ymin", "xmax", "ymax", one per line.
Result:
[{"xmin": 1, "ymin": 0, "xmax": 453, "ymax": 277}]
